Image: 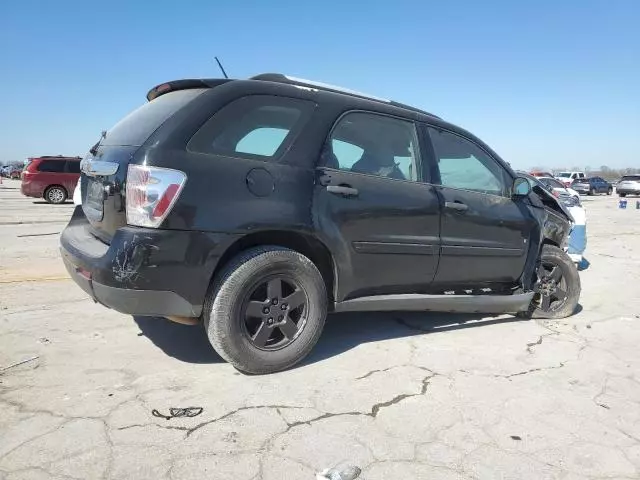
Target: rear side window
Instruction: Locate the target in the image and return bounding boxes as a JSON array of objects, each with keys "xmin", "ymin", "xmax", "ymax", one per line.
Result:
[
  {"xmin": 66, "ymin": 161, "xmax": 81, "ymax": 173},
  {"xmin": 37, "ymin": 160, "xmax": 65, "ymax": 173},
  {"xmin": 103, "ymin": 89, "xmax": 206, "ymax": 147},
  {"xmin": 188, "ymin": 95, "xmax": 315, "ymax": 160}
]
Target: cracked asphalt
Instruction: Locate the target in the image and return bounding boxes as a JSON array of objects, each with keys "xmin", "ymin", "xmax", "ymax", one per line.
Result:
[{"xmin": 1, "ymin": 178, "xmax": 640, "ymax": 479}]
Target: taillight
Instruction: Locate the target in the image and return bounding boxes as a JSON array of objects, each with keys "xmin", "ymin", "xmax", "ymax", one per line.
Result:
[{"xmin": 126, "ymin": 165, "xmax": 186, "ymax": 228}]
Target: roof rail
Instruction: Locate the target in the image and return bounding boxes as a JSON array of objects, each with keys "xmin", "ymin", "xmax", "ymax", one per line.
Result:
[{"xmin": 251, "ymin": 73, "xmax": 441, "ymax": 119}]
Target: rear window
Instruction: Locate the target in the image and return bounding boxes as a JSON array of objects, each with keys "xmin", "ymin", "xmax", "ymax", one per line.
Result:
[
  {"xmin": 37, "ymin": 160, "xmax": 66, "ymax": 173},
  {"xmin": 102, "ymin": 89, "xmax": 206, "ymax": 147},
  {"xmin": 621, "ymin": 175, "xmax": 640, "ymax": 181}
]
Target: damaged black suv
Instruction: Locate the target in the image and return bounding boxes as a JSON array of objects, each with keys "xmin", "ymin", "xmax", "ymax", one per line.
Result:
[{"xmin": 60, "ymin": 74, "xmax": 580, "ymax": 374}]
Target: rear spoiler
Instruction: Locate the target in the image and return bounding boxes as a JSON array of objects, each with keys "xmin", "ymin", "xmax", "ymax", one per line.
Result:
[{"xmin": 146, "ymin": 79, "xmax": 231, "ymax": 101}]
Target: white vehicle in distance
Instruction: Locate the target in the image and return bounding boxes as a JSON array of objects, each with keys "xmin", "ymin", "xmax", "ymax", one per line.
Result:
[
  {"xmin": 556, "ymin": 171, "xmax": 586, "ymax": 187},
  {"xmin": 537, "ymin": 176, "xmax": 581, "ymax": 204}
]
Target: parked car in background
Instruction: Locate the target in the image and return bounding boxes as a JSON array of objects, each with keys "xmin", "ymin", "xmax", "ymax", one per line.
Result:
[
  {"xmin": 2, "ymin": 165, "xmax": 23, "ymax": 178},
  {"xmin": 616, "ymin": 175, "xmax": 640, "ymax": 197},
  {"xmin": 21, "ymin": 156, "xmax": 81, "ymax": 204},
  {"xmin": 520, "ymin": 173, "xmax": 586, "ymax": 264},
  {"xmin": 10, "ymin": 168, "xmax": 21, "ymax": 179},
  {"xmin": 556, "ymin": 171, "xmax": 586, "ymax": 187},
  {"xmin": 571, "ymin": 177, "xmax": 613, "ymax": 196},
  {"xmin": 537, "ymin": 176, "xmax": 581, "ymax": 203},
  {"xmin": 529, "ymin": 171, "xmax": 554, "ymax": 178},
  {"xmin": 60, "ymin": 74, "xmax": 580, "ymax": 374}
]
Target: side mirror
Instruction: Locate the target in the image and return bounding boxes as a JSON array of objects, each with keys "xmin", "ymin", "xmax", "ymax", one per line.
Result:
[{"xmin": 513, "ymin": 177, "xmax": 532, "ymax": 197}]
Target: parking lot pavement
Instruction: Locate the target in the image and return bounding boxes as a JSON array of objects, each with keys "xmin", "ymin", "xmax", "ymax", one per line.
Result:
[{"xmin": 1, "ymin": 179, "xmax": 639, "ymax": 480}]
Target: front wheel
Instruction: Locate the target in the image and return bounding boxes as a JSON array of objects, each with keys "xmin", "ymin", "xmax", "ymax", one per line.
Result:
[
  {"xmin": 588, "ymin": 188, "xmax": 595, "ymax": 196},
  {"xmin": 203, "ymin": 246, "xmax": 327, "ymax": 374},
  {"xmin": 607, "ymin": 188, "xmax": 613, "ymax": 195},
  {"xmin": 519, "ymin": 244, "xmax": 580, "ymax": 319},
  {"xmin": 619, "ymin": 193, "xmax": 627, "ymax": 198}
]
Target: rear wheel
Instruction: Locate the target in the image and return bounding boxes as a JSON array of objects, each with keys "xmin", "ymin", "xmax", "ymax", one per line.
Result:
[
  {"xmin": 519, "ymin": 244, "xmax": 580, "ymax": 319},
  {"xmin": 619, "ymin": 193, "xmax": 627, "ymax": 197},
  {"xmin": 588, "ymin": 187, "xmax": 595, "ymax": 196},
  {"xmin": 45, "ymin": 186, "xmax": 67, "ymax": 204},
  {"xmin": 203, "ymin": 246, "xmax": 327, "ymax": 374}
]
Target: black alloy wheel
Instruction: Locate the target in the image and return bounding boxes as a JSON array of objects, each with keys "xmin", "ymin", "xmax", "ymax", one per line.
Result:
[
  {"xmin": 535, "ymin": 262, "xmax": 568, "ymax": 313},
  {"xmin": 242, "ymin": 276, "xmax": 308, "ymax": 350}
]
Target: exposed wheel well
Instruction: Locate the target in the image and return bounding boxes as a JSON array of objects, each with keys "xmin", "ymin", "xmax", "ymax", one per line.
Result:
[{"xmin": 212, "ymin": 230, "xmax": 336, "ymax": 304}]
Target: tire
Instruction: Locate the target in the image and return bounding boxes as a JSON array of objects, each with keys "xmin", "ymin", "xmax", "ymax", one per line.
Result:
[
  {"xmin": 203, "ymin": 246, "xmax": 327, "ymax": 374},
  {"xmin": 607, "ymin": 188, "xmax": 613, "ymax": 195},
  {"xmin": 619, "ymin": 193, "xmax": 627, "ymax": 198},
  {"xmin": 45, "ymin": 186, "xmax": 67, "ymax": 204},
  {"xmin": 588, "ymin": 188, "xmax": 595, "ymax": 196},
  {"xmin": 519, "ymin": 244, "xmax": 580, "ymax": 320}
]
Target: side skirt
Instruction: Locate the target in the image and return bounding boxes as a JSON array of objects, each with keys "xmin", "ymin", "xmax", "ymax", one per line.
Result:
[{"xmin": 334, "ymin": 292, "xmax": 534, "ymax": 314}]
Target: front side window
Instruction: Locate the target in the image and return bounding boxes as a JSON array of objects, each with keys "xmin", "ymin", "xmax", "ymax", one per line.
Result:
[
  {"xmin": 37, "ymin": 160, "xmax": 65, "ymax": 173},
  {"xmin": 188, "ymin": 95, "xmax": 315, "ymax": 160},
  {"xmin": 428, "ymin": 127, "xmax": 507, "ymax": 196},
  {"xmin": 323, "ymin": 112, "xmax": 420, "ymax": 182}
]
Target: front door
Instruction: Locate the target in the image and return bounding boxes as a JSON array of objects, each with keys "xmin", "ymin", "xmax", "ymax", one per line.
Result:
[
  {"xmin": 313, "ymin": 111, "xmax": 441, "ymax": 301},
  {"xmin": 426, "ymin": 126, "xmax": 537, "ymax": 288}
]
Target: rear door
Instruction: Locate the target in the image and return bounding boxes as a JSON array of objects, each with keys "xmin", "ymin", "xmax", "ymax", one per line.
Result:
[
  {"xmin": 425, "ymin": 126, "xmax": 536, "ymax": 288},
  {"xmin": 63, "ymin": 160, "xmax": 81, "ymax": 194},
  {"xmin": 82, "ymin": 88, "xmax": 207, "ymax": 242},
  {"xmin": 313, "ymin": 111, "xmax": 440, "ymax": 301}
]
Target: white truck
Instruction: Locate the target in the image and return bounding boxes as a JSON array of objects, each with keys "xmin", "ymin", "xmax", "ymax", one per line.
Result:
[{"xmin": 556, "ymin": 171, "xmax": 586, "ymax": 187}]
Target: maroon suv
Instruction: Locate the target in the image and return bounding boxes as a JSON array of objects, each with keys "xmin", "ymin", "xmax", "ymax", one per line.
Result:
[{"xmin": 21, "ymin": 156, "xmax": 81, "ymax": 204}]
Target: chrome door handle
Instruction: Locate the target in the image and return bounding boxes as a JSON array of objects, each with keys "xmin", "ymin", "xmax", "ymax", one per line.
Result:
[
  {"xmin": 327, "ymin": 185, "xmax": 359, "ymax": 197},
  {"xmin": 445, "ymin": 201, "xmax": 468, "ymax": 211}
]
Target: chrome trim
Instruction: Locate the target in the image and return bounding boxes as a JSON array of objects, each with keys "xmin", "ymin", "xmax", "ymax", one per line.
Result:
[{"xmin": 81, "ymin": 158, "xmax": 119, "ymax": 177}]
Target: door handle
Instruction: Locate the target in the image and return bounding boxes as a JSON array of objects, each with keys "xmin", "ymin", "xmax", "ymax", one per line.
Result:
[
  {"xmin": 326, "ymin": 185, "xmax": 359, "ymax": 197},
  {"xmin": 445, "ymin": 201, "xmax": 468, "ymax": 212}
]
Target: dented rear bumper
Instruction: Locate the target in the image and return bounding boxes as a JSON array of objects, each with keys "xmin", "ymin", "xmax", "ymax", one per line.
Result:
[{"xmin": 60, "ymin": 207, "xmax": 234, "ymax": 317}]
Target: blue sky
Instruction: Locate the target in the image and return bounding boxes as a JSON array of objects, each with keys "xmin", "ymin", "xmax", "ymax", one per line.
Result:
[{"xmin": 1, "ymin": 0, "xmax": 638, "ymax": 169}]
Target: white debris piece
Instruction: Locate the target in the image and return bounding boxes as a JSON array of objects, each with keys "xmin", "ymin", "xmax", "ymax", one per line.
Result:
[{"xmin": 316, "ymin": 465, "xmax": 362, "ymax": 480}]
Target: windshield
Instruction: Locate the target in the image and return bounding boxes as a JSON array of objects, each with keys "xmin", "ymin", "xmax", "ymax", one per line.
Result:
[
  {"xmin": 102, "ymin": 89, "xmax": 206, "ymax": 147},
  {"xmin": 557, "ymin": 172, "xmax": 571, "ymax": 177}
]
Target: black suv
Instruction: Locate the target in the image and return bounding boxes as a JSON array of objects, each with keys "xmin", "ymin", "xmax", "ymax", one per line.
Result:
[{"xmin": 60, "ymin": 74, "xmax": 580, "ymax": 374}]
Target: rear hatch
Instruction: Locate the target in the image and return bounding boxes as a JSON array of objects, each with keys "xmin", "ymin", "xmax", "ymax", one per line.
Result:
[
  {"xmin": 618, "ymin": 175, "xmax": 640, "ymax": 189},
  {"xmin": 81, "ymin": 88, "xmax": 206, "ymax": 243}
]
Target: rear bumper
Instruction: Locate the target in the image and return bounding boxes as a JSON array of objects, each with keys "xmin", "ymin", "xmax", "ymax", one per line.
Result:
[
  {"xmin": 60, "ymin": 207, "xmax": 236, "ymax": 317},
  {"xmin": 20, "ymin": 182, "xmax": 42, "ymax": 198}
]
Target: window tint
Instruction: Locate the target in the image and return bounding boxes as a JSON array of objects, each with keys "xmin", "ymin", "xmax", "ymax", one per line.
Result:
[
  {"xmin": 428, "ymin": 128, "xmax": 507, "ymax": 195},
  {"xmin": 37, "ymin": 160, "xmax": 65, "ymax": 173},
  {"xmin": 188, "ymin": 95, "xmax": 314, "ymax": 160},
  {"xmin": 324, "ymin": 112, "xmax": 420, "ymax": 182},
  {"xmin": 66, "ymin": 161, "xmax": 81, "ymax": 173},
  {"xmin": 104, "ymin": 89, "xmax": 205, "ymax": 147}
]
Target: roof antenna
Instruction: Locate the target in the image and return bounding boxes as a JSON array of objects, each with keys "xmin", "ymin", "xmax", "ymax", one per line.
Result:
[{"xmin": 214, "ymin": 57, "xmax": 229, "ymax": 79}]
